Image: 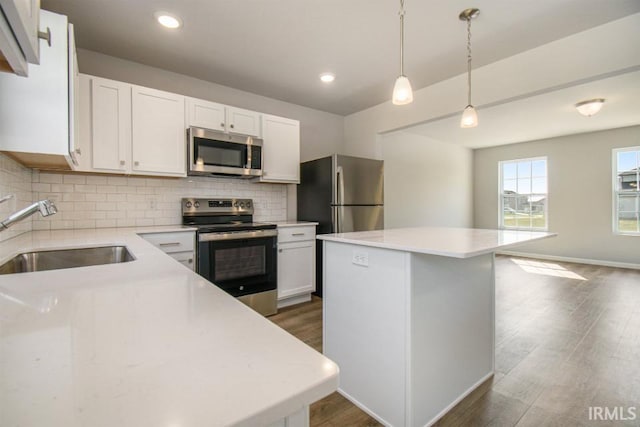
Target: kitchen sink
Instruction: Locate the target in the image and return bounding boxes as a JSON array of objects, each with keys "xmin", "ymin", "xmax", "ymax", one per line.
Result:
[{"xmin": 0, "ymin": 246, "xmax": 135, "ymax": 275}]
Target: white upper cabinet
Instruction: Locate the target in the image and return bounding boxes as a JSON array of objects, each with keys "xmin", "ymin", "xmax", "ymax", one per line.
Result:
[
  {"xmin": 0, "ymin": 10, "xmax": 77, "ymax": 170},
  {"xmin": 259, "ymin": 114, "xmax": 300, "ymax": 183},
  {"xmin": 226, "ymin": 106, "xmax": 261, "ymax": 137},
  {"xmin": 79, "ymin": 75, "xmax": 186, "ymax": 177},
  {"xmin": 131, "ymin": 86, "xmax": 186, "ymax": 176},
  {"xmin": 186, "ymin": 97, "xmax": 226, "ymax": 132},
  {"xmin": 90, "ymin": 76, "xmax": 131, "ymax": 173},
  {"xmin": 0, "ymin": 0, "xmax": 40, "ymax": 76},
  {"xmin": 186, "ymin": 97, "xmax": 261, "ymax": 138}
]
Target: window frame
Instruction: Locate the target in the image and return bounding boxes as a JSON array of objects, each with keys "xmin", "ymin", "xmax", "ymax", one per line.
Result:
[
  {"xmin": 612, "ymin": 146, "xmax": 640, "ymax": 236},
  {"xmin": 498, "ymin": 156, "xmax": 549, "ymax": 231}
]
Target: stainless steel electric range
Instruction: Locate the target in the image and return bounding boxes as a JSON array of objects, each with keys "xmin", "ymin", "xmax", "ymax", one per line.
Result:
[{"xmin": 182, "ymin": 198, "xmax": 277, "ymax": 316}]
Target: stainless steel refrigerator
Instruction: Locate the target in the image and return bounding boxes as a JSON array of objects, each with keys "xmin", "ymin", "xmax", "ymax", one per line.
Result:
[{"xmin": 297, "ymin": 154, "xmax": 384, "ymax": 296}]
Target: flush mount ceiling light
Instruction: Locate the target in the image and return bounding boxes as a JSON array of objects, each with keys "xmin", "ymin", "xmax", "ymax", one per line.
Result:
[
  {"xmin": 392, "ymin": 0, "xmax": 413, "ymax": 105},
  {"xmin": 154, "ymin": 11, "xmax": 182, "ymax": 29},
  {"xmin": 320, "ymin": 72, "xmax": 335, "ymax": 83},
  {"xmin": 575, "ymin": 98, "xmax": 605, "ymax": 117},
  {"xmin": 459, "ymin": 8, "xmax": 480, "ymax": 128}
]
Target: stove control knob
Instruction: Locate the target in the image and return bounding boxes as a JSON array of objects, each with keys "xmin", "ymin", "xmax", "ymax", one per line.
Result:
[
  {"xmin": 233, "ymin": 202, "xmax": 238, "ymax": 207},
  {"xmin": 240, "ymin": 202, "xmax": 245, "ymax": 208},
  {"xmin": 194, "ymin": 201, "xmax": 200, "ymax": 208},
  {"xmin": 185, "ymin": 201, "xmax": 192, "ymax": 208},
  {"xmin": 246, "ymin": 201, "xmax": 251, "ymax": 208}
]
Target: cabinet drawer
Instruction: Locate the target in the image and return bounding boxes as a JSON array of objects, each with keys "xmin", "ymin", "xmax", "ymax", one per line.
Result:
[
  {"xmin": 277, "ymin": 225, "xmax": 315, "ymax": 243},
  {"xmin": 170, "ymin": 251, "xmax": 195, "ymax": 270},
  {"xmin": 141, "ymin": 231, "xmax": 195, "ymax": 253}
]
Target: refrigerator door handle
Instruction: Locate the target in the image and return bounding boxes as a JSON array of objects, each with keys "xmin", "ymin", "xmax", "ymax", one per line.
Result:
[
  {"xmin": 334, "ymin": 166, "xmax": 344, "ymax": 233},
  {"xmin": 336, "ymin": 166, "xmax": 344, "ymax": 206}
]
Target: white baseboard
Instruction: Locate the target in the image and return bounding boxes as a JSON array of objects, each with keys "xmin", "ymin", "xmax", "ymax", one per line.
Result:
[
  {"xmin": 277, "ymin": 293, "xmax": 312, "ymax": 309},
  {"xmin": 497, "ymin": 250, "xmax": 640, "ymax": 270}
]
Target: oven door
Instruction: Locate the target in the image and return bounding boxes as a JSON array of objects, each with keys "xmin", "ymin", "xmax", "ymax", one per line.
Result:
[
  {"xmin": 188, "ymin": 127, "xmax": 262, "ymax": 177},
  {"xmin": 197, "ymin": 230, "xmax": 277, "ymax": 298}
]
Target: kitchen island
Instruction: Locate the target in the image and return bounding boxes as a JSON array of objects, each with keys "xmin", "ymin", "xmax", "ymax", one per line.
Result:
[
  {"xmin": 318, "ymin": 226, "xmax": 555, "ymax": 427},
  {"xmin": 0, "ymin": 227, "xmax": 338, "ymax": 427}
]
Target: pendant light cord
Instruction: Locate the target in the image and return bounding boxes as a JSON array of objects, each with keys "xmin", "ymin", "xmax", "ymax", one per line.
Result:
[
  {"xmin": 466, "ymin": 17, "xmax": 472, "ymax": 106},
  {"xmin": 399, "ymin": 0, "xmax": 405, "ymax": 76}
]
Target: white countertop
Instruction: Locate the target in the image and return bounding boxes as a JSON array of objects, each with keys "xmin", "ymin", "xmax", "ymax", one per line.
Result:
[
  {"xmin": 317, "ymin": 227, "xmax": 556, "ymax": 258},
  {"xmin": 0, "ymin": 228, "xmax": 338, "ymax": 427}
]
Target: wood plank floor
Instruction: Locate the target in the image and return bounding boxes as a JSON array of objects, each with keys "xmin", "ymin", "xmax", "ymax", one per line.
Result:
[{"xmin": 269, "ymin": 255, "xmax": 640, "ymax": 427}]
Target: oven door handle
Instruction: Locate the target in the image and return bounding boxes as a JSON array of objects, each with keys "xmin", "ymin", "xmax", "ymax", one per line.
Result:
[{"xmin": 198, "ymin": 229, "xmax": 277, "ymax": 242}]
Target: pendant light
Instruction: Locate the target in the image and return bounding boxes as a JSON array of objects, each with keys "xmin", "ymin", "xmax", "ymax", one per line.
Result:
[
  {"xmin": 392, "ymin": 0, "xmax": 413, "ymax": 105},
  {"xmin": 459, "ymin": 8, "xmax": 480, "ymax": 128}
]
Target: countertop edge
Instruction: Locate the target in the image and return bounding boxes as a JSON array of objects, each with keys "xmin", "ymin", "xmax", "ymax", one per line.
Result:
[{"xmin": 317, "ymin": 229, "xmax": 558, "ymax": 258}]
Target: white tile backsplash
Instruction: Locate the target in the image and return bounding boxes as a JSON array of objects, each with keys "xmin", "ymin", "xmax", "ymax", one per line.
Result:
[
  {"xmin": 0, "ymin": 153, "xmax": 33, "ymax": 242},
  {"xmin": 32, "ymin": 171, "xmax": 288, "ymax": 230}
]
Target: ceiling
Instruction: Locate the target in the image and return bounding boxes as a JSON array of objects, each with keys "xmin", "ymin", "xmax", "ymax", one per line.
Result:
[
  {"xmin": 41, "ymin": 0, "xmax": 640, "ymax": 116},
  {"xmin": 402, "ymin": 70, "xmax": 640, "ymax": 148}
]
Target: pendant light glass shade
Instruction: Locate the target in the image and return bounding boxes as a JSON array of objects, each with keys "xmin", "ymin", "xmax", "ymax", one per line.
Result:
[
  {"xmin": 393, "ymin": 75, "xmax": 414, "ymax": 105},
  {"xmin": 460, "ymin": 105, "xmax": 478, "ymax": 128}
]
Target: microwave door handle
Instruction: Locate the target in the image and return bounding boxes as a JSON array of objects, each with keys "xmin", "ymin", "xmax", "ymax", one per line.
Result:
[{"xmin": 246, "ymin": 137, "xmax": 253, "ymax": 169}]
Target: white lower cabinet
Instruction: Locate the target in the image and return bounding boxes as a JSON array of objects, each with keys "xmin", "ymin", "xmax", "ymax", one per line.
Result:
[
  {"xmin": 277, "ymin": 225, "xmax": 315, "ymax": 308},
  {"xmin": 266, "ymin": 406, "xmax": 309, "ymax": 427},
  {"xmin": 139, "ymin": 231, "xmax": 195, "ymax": 270}
]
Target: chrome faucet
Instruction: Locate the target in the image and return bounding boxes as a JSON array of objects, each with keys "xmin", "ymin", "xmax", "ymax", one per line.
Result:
[{"xmin": 0, "ymin": 197, "xmax": 57, "ymax": 230}]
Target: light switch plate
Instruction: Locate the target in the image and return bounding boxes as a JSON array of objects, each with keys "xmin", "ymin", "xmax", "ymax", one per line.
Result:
[{"xmin": 352, "ymin": 251, "xmax": 369, "ymax": 267}]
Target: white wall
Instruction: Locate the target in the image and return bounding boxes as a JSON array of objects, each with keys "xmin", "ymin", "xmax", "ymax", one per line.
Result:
[
  {"xmin": 382, "ymin": 132, "xmax": 473, "ymax": 229},
  {"xmin": 0, "ymin": 154, "xmax": 33, "ymax": 241},
  {"xmin": 474, "ymin": 125, "xmax": 640, "ymax": 265}
]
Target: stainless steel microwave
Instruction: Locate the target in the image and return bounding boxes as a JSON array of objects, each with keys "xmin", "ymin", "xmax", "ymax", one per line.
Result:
[{"xmin": 187, "ymin": 126, "xmax": 263, "ymax": 178}]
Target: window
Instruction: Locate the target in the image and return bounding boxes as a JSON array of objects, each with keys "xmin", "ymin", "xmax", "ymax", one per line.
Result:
[
  {"xmin": 499, "ymin": 157, "xmax": 548, "ymax": 230},
  {"xmin": 613, "ymin": 147, "xmax": 640, "ymax": 235}
]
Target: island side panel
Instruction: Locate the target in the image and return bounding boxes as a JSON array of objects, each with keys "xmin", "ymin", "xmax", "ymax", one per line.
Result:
[
  {"xmin": 322, "ymin": 240, "xmax": 410, "ymax": 427},
  {"xmin": 409, "ymin": 252, "xmax": 495, "ymax": 426}
]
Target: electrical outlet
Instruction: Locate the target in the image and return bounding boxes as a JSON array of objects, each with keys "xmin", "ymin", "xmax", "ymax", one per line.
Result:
[{"xmin": 352, "ymin": 251, "xmax": 369, "ymax": 267}]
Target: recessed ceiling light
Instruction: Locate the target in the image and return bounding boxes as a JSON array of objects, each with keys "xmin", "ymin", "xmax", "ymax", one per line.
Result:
[
  {"xmin": 155, "ymin": 11, "xmax": 182, "ymax": 29},
  {"xmin": 320, "ymin": 73, "xmax": 335, "ymax": 83}
]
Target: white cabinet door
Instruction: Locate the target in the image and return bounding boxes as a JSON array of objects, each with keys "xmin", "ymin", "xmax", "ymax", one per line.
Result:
[
  {"xmin": 131, "ymin": 86, "xmax": 186, "ymax": 176},
  {"xmin": 140, "ymin": 231, "xmax": 195, "ymax": 271},
  {"xmin": 0, "ymin": 0, "xmax": 39, "ymax": 75},
  {"xmin": 76, "ymin": 73, "xmax": 92, "ymax": 171},
  {"xmin": 278, "ymin": 240, "xmax": 315, "ymax": 299},
  {"xmin": 260, "ymin": 114, "xmax": 300, "ymax": 183},
  {"xmin": 186, "ymin": 97, "xmax": 226, "ymax": 132},
  {"xmin": 226, "ymin": 106, "xmax": 261, "ymax": 137},
  {"xmin": 91, "ymin": 77, "xmax": 131, "ymax": 173},
  {"xmin": 67, "ymin": 23, "xmax": 80, "ymax": 167}
]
